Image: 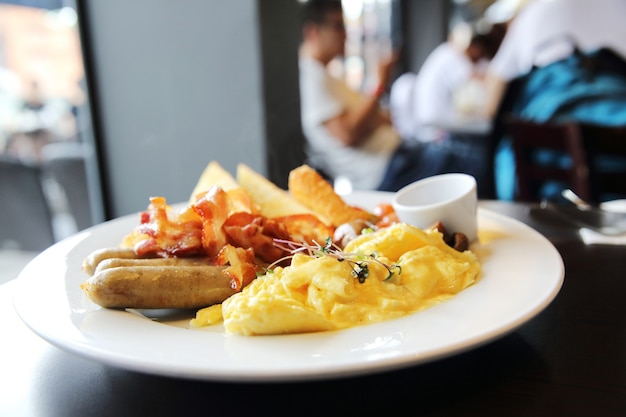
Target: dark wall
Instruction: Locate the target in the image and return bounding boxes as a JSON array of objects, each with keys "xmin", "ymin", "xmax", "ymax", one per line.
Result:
[
  {"xmin": 258, "ymin": 0, "xmax": 306, "ymax": 188},
  {"xmin": 398, "ymin": 0, "xmax": 451, "ymax": 75}
]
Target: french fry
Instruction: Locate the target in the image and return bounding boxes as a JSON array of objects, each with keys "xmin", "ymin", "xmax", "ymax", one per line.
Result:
[{"xmin": 288, "ymin": 164, "xmax": 377, "ymax": 227}]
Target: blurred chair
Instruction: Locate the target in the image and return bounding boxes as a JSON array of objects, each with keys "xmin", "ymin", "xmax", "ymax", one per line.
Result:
[
  {"xmin": 579, "ymin": 123, "xmax": 626, "ymax": 202},
  {"xmin": 0, "ymin": 156, "xmax": 55, "ymax": 251},
  {"xmin": 505, "ymin": 117, "xmax": 590, "ymax": 202},
  {"xmin": 506, "ymin": 117, "xmax": 626, "ymax": 203},
  {"xmin": 40, "ymin": 142, "xmax": 93, "ymax": 232}
]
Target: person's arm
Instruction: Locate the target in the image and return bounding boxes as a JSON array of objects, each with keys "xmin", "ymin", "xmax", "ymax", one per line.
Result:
[
  {"xmin": 483, "ymin": 72, "xmax": 507, "ymax": 119},
  {"xmin": 324, "ymin": 89, "xmax": 385, "ymax": 146},
  {"xmin": 324, "ymin": 52, "xmax": 399, "ymax": 147}
]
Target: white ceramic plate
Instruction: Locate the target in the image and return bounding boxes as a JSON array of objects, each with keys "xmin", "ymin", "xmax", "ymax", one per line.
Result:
[{"xmin": 13, "ymin": 191, "xmax": 564, "ymax": 382}]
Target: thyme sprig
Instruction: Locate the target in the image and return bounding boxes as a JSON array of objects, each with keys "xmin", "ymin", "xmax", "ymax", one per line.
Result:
[{"xmin": 268, "ymin": 237, "xmax": 402, "ymax": 283}]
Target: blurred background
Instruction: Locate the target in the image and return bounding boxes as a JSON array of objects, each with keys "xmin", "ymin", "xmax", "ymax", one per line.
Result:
[{"xmin": 0, "ymin": 0, "xmax": 518, "ymax": 256}]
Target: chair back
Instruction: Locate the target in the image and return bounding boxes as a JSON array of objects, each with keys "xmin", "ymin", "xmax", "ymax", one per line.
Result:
[
  {"xmin": 0, "ymin": 156, "xmax": 55, "ymax": 251},
  {"xmin": 506, "ymin": 117, "xmax": 626, "ymax": 202},
  {"xmin": 505, "ymin": 117, "xmax": 590, "ymax": 202},
  {"xmin": 488, "ymin": 44, "xmax": 626, "ymax": 201},
  {"xmin": 579, "ymin": 123, "xmax": 626, "ymax": 202}
]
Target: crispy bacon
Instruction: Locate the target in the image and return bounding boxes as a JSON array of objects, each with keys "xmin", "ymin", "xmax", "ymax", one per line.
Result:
[
  {"xmin": 222, "ymin": 212, "xmax": 291, "ymax": 263},
  {"xmin": 125, "ymin": 184, "xmax": 375, "ymax": 277},
  {"xmin": 216, "ymin": 244, "xmax": 258, "ymax": 291},
  {"xmin": 226, "ymin": 187, "xmax": 256, "ymax": 214},
  {"xmin": 133, "ymin": 196, "xmax": 204, "ymax": 257},
  {"xmin": 192, "ymin": 186, "xmax": 234, "ymax": 258},
  {"xmin": 274, "ymin": 214, "xmax": 334, "ymax": 246}
]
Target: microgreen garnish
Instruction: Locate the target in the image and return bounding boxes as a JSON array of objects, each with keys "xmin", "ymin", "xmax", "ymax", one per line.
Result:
[{"xmin": 268, "ymin": 238, "xmax": 401, "ymax": 283}]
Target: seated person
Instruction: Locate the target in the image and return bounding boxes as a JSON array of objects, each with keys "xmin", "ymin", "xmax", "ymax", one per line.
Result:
[
  {"xmin": 483, "ymin": 0, "xmax": 626, "ymax": 200},
  {"xmin": 298, "ymin": 0, "xmax": 448, "ymax": 192},
  {"xmin": 391, "ymin": 28, "xmax": 497, "ymax": 143}
]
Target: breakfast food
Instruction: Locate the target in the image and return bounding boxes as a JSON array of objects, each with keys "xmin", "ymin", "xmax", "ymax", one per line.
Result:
[
  {"xmin": 81, "ymin": 260, "xmax": 235, "ymax": 309},
  {"xmin": 288, "ymin": 164, "xmax": 377, "ymax": 227},
  {"xmin": 92, "ymin": 256, "xmax": 214, "ymax": 274},
  {"xmin": 236, "ymin": 163, "xmax": 318, "ymax": 219},
  {"xmin": 80, "ymin": 161, "xmax": 480, "ymax": 336},
  {"xmin": 82, "ymin": 247, "xmax": 149, "ymax": 276},
  {"xmin": 201, "ymin": 222, "xmax": 480, "ymax": 335},
  {"xmin": 189, "ymin": 160, "xmax": 240, "ymax": 204}
]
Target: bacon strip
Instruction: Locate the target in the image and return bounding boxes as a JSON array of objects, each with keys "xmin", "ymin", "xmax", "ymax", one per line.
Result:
[
  {"xmin": 120, "ymin": 185, "xmax": 342, "ymax": 293},
  {"xmin": 222, "ymin": 212, "xmax": 291, "ymax": 263},
  {"xmin": 216, "ymin": 244, "xmax": 258, "ymax": 291},
  {"xmin": 134, "ymin": 196, "xmax": 204, "ymax": 257},
  {"xmin": 192, "ymin": 186, "xmax": 233, "ymax": 258}
]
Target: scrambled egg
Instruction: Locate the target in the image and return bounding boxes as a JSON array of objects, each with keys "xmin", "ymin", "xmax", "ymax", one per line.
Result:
[{"xmin": 191, "ymin": 223, "xmax": 480, "ymax": 335}]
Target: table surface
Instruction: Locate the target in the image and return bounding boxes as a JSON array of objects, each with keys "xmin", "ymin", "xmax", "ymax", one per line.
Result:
[{"xmin": 2, "ymin": 201, "xmax": 625, "ymax": 417}]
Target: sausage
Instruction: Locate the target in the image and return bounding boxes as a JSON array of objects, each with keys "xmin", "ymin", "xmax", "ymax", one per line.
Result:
[
  {"xmin": 81, "ymin": 264, "xmax": 236, "ymax": 309},
  {"xmin": 93, "ymin": 256, "xmax": 214, "ymax": 275},
  {"xmin": 82, "ymin": 247, "xmax": 144, "ymax": 276}
]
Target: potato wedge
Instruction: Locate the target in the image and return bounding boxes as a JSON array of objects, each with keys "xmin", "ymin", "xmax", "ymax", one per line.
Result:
[
  {"xmin": 288, "ymin": 164, "xmax": 377, "ymax": 227},
  {"xmin": 236, "ymin": 163, "xmax": 318, "ymax": 219},
  {"xmin": 189, "ymin": 161, "xmax": 239, "ymax": 204}
]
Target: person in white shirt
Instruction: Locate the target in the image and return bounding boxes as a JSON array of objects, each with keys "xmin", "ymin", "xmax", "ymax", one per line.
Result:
[
  {"xmin": 391, "ymin": 32, "xmax": 495, "ymax": 143},
  {"xmin": 298, "ymin": 0, "xmax": 448, "ymax": 192},
  {"xmin": 483, "ymin": 0, "xmax": 626, "ymax": 200},
  {"xmin": 299, "ymin": 55, "xmax": 399, "ymax": 191},
  {"xmin": 484, "ymin": 0, "xmax": 626, "ymax": 118}
]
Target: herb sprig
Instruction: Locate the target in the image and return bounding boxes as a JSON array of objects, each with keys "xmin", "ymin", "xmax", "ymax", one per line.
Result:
[{"xmin": 269, "ymin": 237, "xmax": 401, "ymax": 283}]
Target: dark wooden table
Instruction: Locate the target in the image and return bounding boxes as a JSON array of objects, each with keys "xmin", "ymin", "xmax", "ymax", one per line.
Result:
[{"xmin": 2, "ymin": 201, "xmax": 625, "ymax": 417}]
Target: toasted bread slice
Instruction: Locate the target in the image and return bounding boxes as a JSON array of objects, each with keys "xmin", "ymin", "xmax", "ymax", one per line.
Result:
[
  {"xmin": 288, "ymin": 164, "xmax": 377, "ymax": 227},
  {"xmin": 236, "ymin": 163, "xmax": 317, "ymax": 219},
  {"xmin": 189, "ymin": 161, "xmax": 240, "ymax": 204}
]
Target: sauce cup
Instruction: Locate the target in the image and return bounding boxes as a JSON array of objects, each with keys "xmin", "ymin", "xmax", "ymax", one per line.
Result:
[{"xmin": 391, "ymin": 173, "xmax": 478, "ymax": 242}]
